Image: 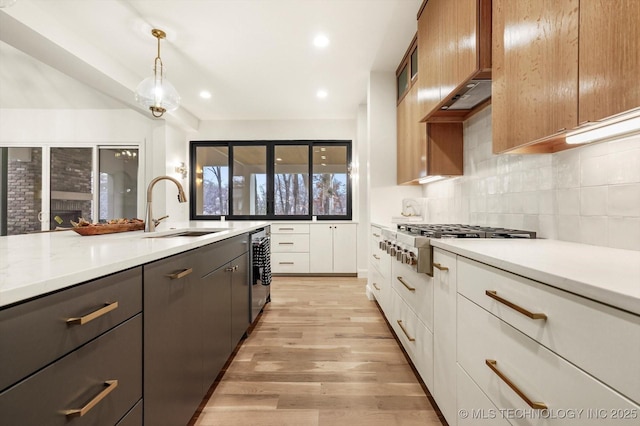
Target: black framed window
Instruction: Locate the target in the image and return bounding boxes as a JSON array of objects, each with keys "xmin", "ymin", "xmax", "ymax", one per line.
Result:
[{"xmin": 190, "ymin": 140, "xmax": 352, "ymax": 221}]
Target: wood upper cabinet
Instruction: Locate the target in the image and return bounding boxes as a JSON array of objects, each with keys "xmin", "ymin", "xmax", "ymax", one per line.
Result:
[
  {"xmin": 492, "ymin": 0, "xmax": 579, "ymax": 154},
  {"xmin": 579, "ymin": 0, "xmax": 640, "ymax": 124},
  {"xmin": 417, "ymin": 0, "xmax": 491, "ymax": 122},
  {"xmin": 397, "ymin": 82, "xmax": 427, "ymax": 184}
]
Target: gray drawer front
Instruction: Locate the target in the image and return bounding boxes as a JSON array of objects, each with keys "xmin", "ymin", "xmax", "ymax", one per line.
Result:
[
  {"xmin": 0, "ymin": 267, "xmax": 142, "ymax": 391},
  {"xmin": 116, "ymin": 399, "xmax": 142, "ymax": 426},
  {"xmin": 197, "ymin": 234, "xmax": 249, "ymax": 275},
  {"xmin": 0, "ymin": 314, "xmax": 142, "ymax": 426}
]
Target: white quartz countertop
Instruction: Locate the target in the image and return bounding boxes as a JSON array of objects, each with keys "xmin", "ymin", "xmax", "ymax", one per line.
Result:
[
  {"xmin": 0, "ymin": 221, "xmax": 269, "ymax": 308},
  {"xmin": 430, "ymin": 238, "xmax": 640, "ymax": 316}
]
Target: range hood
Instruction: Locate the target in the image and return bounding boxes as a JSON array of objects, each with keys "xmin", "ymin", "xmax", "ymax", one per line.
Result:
[{"xmin": 440, "ymin": 80, "xmax": 491, "ymax": 111}]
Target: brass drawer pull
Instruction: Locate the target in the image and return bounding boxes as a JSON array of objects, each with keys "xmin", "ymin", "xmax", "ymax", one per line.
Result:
[
  {"xmin": 396, "ymin": 320, "xmax": 415, "ymax": 342},
  {"xmin": 372, "ymin": 283, "xmax": 381, "ymax": 290},
  {"xmin": 485, "ymin": 360, "xmax": 547, "ymax": 410},
  {"xmin": 397, "ymin": 276, "xmax": 415, "ymax": 292},
  {"xmin": 279, "ymin": 227, "xmax": 294, "ymax": 231},
  {"xmin": 433, "ymin": 262, "xmax": 449, "ymax": 271},
  {"xmin": 64, "ymin": 380, "xmax": 118, "ymax": 418},
  {"xmin": 225, "ymin": 265, "xmax": 239, "ymax": 272},
  {"xmin": 67, "ymin": 302, "xmax": 119, "ymax": 326},
  {"xmin": 278, "ymin": 242, "xmax": 294, "ymax": 245},
  {"xmin": 373, "ymin": 254, "xmax": 380, "ymax": 260},
  {"xmin": 279, "ymin": 261, "xmax": 294, "ymax": 265},
  {"xmin": 167, "ymin": 268, "xmax": 193, "ymax": 280},
  {"xmin": 485, "ymin": 290, "xmax": 547, "ymax": 320},
  {"xmin": 373, "ymin": 233, "xmax": 380, "ymax": 237}
]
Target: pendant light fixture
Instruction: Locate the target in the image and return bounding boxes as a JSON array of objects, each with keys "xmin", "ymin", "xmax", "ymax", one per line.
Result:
[{"xmin": 135, "ymin": 28, "xmax": 180, "ymax": 118}]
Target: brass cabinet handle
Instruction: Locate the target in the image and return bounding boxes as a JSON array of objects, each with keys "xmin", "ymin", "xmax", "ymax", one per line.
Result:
[
  {"xmin": 372, "ymin": 283, "xmax": 381, "ymax": 290},
  {"xmin": 167, "ymin": 268, "xmax": 193, "ymax": 280},
  {"xmin": 63, "ymin": 380, "xmax": 118, "ymax": 418},
  {"xmin": 433, "ymin": 262, "xmax": 449, "ymax": 271},
  {"xmin": 396, "ymin": 276, "xmax": 415, "ymax": 292},
  {"xmin": 279, "ymin": 261, "xmax": 294, "ymax": 265},
  {"xmin": 485, "ymin": 360, "xmax": 547, "ymax": 410},
  {"xmin": 67, "ymin": 302, "xmax": 118, "ymax": 326},
  {"xmin": 396, "ymin": 320, "xmax": 416, "ymax": 342},
  {"xmin": 373, "ymin": 254, "xmax": 380, "ymax": 260},
  {"xmin": 278, "ymin": 242, "xmax": 294, "ymax": 245},
  {"xmin": 225, "ymin": 266, "xmax": 234, "ymax": 272},
  {"xmin": 373, "ymin": 233, "xmax": 380, "ymax": 237},
  {"xmin": 485, "ymin": 290, "xmax": 547, "ymax": 320},
  {"xmin": 279, "ymin": 227, "xmax": 294, "ymax": 231}
]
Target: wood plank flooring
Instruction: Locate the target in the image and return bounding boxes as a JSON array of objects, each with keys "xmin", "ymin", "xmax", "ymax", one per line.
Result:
[{"xmin": 191, "ymin": 276, "xmax": 445, "ymax": 426}]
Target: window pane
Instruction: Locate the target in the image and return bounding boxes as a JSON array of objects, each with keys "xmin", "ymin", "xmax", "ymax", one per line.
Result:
[
  {"xmin": 195, "ymin": 146, "xmax": 229, "ymax": 215},
  {"xmin": 99, "ymin": 148, "xmax": 138, "ymax": 221},
  {"xmin": 274, "ymin": 145, "xmax": 309, "ymax": 215},
  {"xmin": 232, "ymin": 146, "xmax": 267, "ymax": 215},
  {"xmin": 397, "ymin": 65, "xmax": 408, "ymax": 99},
  {"xmin": 50, "ymin": 147, "xmax": 93, "ymax": 227},
  {"xmin": 313, "ymin": 145, "xmax": 348, "ymax": 216},
  {"xmin": 2, "ymin": 147, "xmax": 42, "ymax": 235},
  {"xmin": 411, "ymin": 48, "xmax": 418, "ymax": 79}
]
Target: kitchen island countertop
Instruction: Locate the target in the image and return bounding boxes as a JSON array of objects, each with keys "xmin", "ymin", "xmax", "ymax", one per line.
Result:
[
  {"xmin": 0, "ymin": 221, "xmax": 268, "ymax": 308},
  {"xmin": 431, "ymin": 238, "xmax": 640, "ymax": 316}
]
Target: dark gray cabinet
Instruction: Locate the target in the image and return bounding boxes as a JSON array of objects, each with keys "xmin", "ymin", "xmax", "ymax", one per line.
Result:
[
  {"xmin": 0, "ymin": 268, "xmax": 143, "ymax": 426},
  {"xmin": 144, "ymin": 234, "xmax": 250, "ymax": 426}
]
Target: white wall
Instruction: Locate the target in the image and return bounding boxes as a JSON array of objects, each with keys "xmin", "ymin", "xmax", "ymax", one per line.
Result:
[
  {"xmin": 367, "ymin": 71, "xmax": 422, "ymax": 227},
  {"xmin": 422, "ymin": 106, "xmax": 640, "ymax": 251}
]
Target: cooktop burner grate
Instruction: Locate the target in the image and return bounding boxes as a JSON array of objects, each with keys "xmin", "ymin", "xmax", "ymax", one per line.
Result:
[{"xmin": 397, "ymin": 224, "xmax": 536, "ymax": 239}]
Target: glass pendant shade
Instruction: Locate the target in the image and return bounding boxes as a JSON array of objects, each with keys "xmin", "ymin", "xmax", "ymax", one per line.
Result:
[
  {"xmin": 134, "ymin": 28, "xmax": 180, "ymax": 118},
  {"xmin": 135, "ymin": 71, "xmax": 180, "ymax": 117}
]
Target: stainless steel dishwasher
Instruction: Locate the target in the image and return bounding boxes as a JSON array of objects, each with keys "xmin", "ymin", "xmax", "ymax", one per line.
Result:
[{"xmin": 249, "ymin": 226, "xmax": 271, "ymax": 324}]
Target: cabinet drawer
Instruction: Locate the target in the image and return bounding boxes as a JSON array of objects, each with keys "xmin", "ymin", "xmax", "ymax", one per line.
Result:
[
  {"xmin": 271, "ymin": 253, "xmax": 309, "ymax": 273},
  {"xmin": 457, "ymin": 296, "xmax": 639, "ymax": 423},
  {"xmin": 197, "ymin": 234, "xmax": 249, "ymax": 274},
  {"xmin": 391, "ymin": 261, "xmax": 434, "ymax": 332},
  {"xmin": 390, "ymin": 290, "xmax": 434, "ymax": 390},
  {"xmin": 0, "ymin": 267, "xmax": 142, "ymax": 391},
  {"xmin": 0, "ymin": 315, "xmax": 142, "ymax": 426},
  {"xmin": 271, "ymin": 234, "xmax": 309, "ymax": 253},
  {"xmin": 458, "ymin": 257, "xmax": 640, "ymax": 404},
  {"xmin": 271, "ymin": 224, "xmax": 309, "ymax": 234},
  {"xmin": 116, "ymin": 399, "xmax": 142, "ymax": 426},
  {"xmin": 457, "ymin": 365, "xmax": 511, "ymax": 426}
]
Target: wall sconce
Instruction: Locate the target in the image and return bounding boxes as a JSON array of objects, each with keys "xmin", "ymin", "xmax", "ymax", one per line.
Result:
[
  {"xmin": 134, "ymin": 28, "xmax": 180, "ymax": 118},
  {"xmin": 196, "ymin": 169, "xmax": 203, "ymax": 184},
  {"xmin": 175, "ymin": 162, "xmax": 188, "ymax": 179}
]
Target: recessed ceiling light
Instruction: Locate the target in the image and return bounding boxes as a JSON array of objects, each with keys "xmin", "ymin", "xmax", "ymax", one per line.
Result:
[
  {"xmin": 317, "ymin": 89, "xmax": 328, "ymax": 99},
  {"xmin": 321, "ymin": 163, "xmax": 327, "ymax": 167},
  {"xmin": 321, "ymin": 155, "xmax": 327, "ymax": 160},
  {"xmin": 199, "ymin": 90, "xmax": 212, "ymax": 99},
  {"xmin": 313, "ymin": 34, "xmax": 330, "ymax": 48},
  {"xmin": 276, "ymin": 157, "xmax": 282, "ymax": 161}
]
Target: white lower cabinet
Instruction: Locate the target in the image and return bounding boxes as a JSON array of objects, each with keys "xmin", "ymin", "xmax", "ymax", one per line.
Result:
[
  {"xmin": 457, "ymin": 365, "xmax": 511, "ymax": 426},
  {"xmin": 271, "ymin": 224, "xmax": 310, "ymax": 274},
  {"xmin": 309, "ymin": 223, "xmax": 357, "ymax": 274},
  {"xmin": 433, "ymin": 249, "xmax": 457, "ymax": 425},
  {"xmin": 369, "ymin": 225, "xmax": 391, "ymax": 312},
  {"xmin": 390, "ymin": 289, "xmax": 434, "ymax": 389},
  {"xmin": 392, "ymin": 261, "xmax": 434, "ymax": 331},
  {"xmin": 458, "ymin": 294, "xmax": 639, "ymax": 425}
]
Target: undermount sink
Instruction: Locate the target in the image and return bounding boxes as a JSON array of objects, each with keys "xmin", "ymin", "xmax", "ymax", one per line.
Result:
[{"xmin": 146, "ymin": 229, "xmax": 225, "ymax": 238}]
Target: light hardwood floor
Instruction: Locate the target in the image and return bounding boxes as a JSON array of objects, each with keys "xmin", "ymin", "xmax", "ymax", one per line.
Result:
[{"xmin": 191, "ymin": 276, "xmax": 445, "ymax": 426}]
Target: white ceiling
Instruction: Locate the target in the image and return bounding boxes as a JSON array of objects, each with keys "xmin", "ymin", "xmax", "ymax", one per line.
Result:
[{"xmin": 0, "ymin": 0, "xmax": 420, "ymax": 127}]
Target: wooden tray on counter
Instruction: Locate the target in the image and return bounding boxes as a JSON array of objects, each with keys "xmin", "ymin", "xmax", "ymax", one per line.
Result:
[{"xmin": 72, "ymin": 222, "xmax": 144, "ymax": 236}]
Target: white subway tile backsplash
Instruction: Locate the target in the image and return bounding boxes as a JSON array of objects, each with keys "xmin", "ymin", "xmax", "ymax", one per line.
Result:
[
  {"xmin": 608, "ymin": 184, "xmax": 640, "ymax": 217},
  {"xmin": 423, "ymin": 106, "xmax": 640, "ymax": 251},
  {"xmin": 608, "ymin": 217, "xmax": 640, "ymax": 251},
  {"xmin": 580, "ymin": 186, "xmax": 608, "ymax": 216}
]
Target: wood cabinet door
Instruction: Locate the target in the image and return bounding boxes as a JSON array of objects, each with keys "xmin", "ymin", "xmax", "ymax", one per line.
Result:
[
  {"xmin": 417, "ymin": 0, "xmax": 442, "ymax": 119},
  {"xmin": 579, "ymin": 0, "xmax": 640, "ymax": 123},
  {"xmin": 397, "ymin": 83, "xmax": 427, "ymax": 184},
  {"xmin": 492, "ymin": 0, "xmax": 579, "ymax": 153},
  {"xmin": 441, "ymin": 0, "xmax": 478, "ymax": 96}
]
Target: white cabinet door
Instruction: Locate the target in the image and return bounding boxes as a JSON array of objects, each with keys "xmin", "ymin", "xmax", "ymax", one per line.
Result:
[
  {"xmin": 433, "ymin": 248, "xmax": 458, "ymax": 426},
  {"xmin": 309, "ymin": 224, "xmax": 334, "ymax": 273},
  {"xmin": 332, "ymin": 224, "xmax": 356, "ymax": 273},
  {"xmin": 309, "ymin": 223, "xmax": 356, "ymax": 273}
]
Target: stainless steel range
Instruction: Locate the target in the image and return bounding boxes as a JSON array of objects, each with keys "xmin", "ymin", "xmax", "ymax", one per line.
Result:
[{"xmin": 381, "ymin": 224, "xmax": 536, "ymax": 276}]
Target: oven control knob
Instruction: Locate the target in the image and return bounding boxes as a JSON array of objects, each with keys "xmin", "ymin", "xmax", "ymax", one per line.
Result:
[
  {"xmin": 398, "ymin": 249, "xmax": 407, "ymax": 262},
  {"xmin": 379, "ymin": 241, "xmax": 385, "ymax": 250},
  {"xmin": 407, "ymin": 253, "xmax": 417, "ymax": 266},
  {"xmin": 390, "ymin": 245, "xmax": 397, "ymax": 256}
]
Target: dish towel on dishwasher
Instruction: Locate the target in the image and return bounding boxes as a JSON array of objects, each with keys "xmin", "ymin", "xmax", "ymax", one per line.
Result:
[{"xmin": 253, "ymin": 236, "xmax": 272, "ymax": 286}]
